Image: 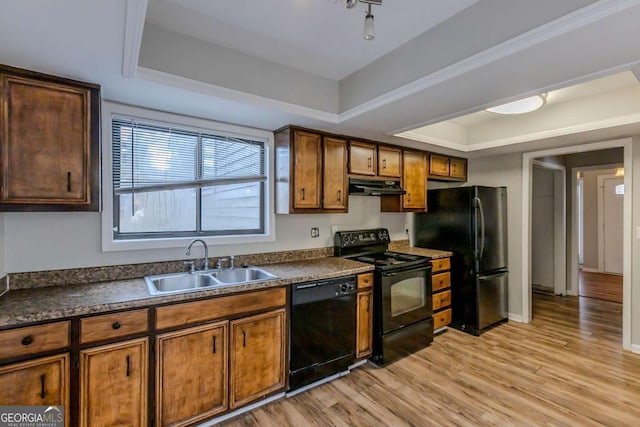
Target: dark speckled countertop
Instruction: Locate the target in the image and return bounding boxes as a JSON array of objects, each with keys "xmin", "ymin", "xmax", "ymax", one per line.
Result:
[{"xmin": 0, "ymin": 257, "xmax": 374, "ymax": 328}]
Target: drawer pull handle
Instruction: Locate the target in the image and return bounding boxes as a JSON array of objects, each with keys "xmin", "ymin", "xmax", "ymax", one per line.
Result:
[
  {"xmin": 40, "ymin": 374, "xmax": 46, "ymax": 399},
  {"xmin": 368, "ymin": 157, "xmax": 372, "ymax": 168},
  {"xmin": 126, "ymin": 355, "xmax": 130, "ymax": 377},
  {"xmin": 213, "ymin": 335, "xmax": 217, "ymax": 354},
  {"xmin": 337, "ymin": 189, "xmax": 341, "ymax": 202},
  {"xmin": 21, "ymin": 335, "xmax": 33, "ymax": 346},
  {"xmin": 242, "ymin": 330, "xmax": 246, "ymax": 347},
  {"xmin": 112, "ymin": 322, "xmax": 121, "ymax": 330},
  {"xmin": 382, "ymin": 159, "xmax": 387, "ymax": 169},
  {"xmin": 301, "ymin": 188, "xmax": 305, "ymax": 201},
  {"xmin": 67, "ymin": 171, "xmax": 72, "ymax": 192}
]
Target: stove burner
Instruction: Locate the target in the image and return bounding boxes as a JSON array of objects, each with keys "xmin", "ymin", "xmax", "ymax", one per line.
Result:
[{"xmin": 354, "ymin": 251, "xmax": 423, "ymax": 266}]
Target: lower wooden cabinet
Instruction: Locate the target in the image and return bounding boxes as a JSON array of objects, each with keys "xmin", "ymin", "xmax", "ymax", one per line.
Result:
[
  {"xmin": 79, "ymin": 338, "xmax": 148, "ymax": 427},
  {"xmin": 230, "ymin": 309, "xmax": 286, "ymax": 409},
  {"xmin": 431, "ymin": 257, "xmax": 452, "ymax": 330},
  {"xmin": 0, "ymin": 353, "xmax": 69, "ymax": 424},
  {"xmin": 156, "ymin": 322, "xmax": 228, "ymax": 427},
  {"xmin": 356, "ymin": 290, "xmax": 373, "ymax": 358}
]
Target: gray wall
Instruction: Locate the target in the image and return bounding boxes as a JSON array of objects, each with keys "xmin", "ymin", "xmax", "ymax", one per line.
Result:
[
  {"xmin": 532, "ymin": 166, "xmax": 555, "ymax": 287},
  {"xmin": 1, "ymin": 198, "xmax": 408, "ymax": 273},
  {"xmin": 467, "ymin": 152, "xmax": 523, "ymax": 317}
]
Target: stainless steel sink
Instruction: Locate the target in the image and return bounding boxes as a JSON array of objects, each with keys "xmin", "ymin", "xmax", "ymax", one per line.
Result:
[
  {"xmin": 211, "ymin": 267, "xmax": 278, "ymax": 284},
  {"xmin": 145, "ymin": 267, "xmax": 278, "ymax": 295},
  {"xmin": 145, "ymin": 272, "xmax": 218, "ymax": 295}
]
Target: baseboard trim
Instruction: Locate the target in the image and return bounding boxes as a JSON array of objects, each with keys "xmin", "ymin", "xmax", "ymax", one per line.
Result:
[
  {"xmin": 199, "ymin": 392, "xmax": 285, "ymax": 426},
  {"xmin": 630, "ymin": 344, "xmax": 640, "ymax": 355},
  {"xmin": 508, "ymin": 313, "xmax": 523, "ymax": 323}
]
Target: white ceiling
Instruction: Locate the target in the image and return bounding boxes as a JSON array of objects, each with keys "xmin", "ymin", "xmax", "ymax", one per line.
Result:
[
  {"xmin": 2, "ymin": 0, "xmax": 640, "ymax": 156},
  {"xmin": 145, "ymin": 0, "xmax": 480, "ymax": 80}
]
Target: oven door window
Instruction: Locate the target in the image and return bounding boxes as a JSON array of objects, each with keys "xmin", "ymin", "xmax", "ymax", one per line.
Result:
[
  {"xmin": 381, "ymin": 267, "xmax": 432, "ymax": 334},
  {"xmin": 391, "ymin": 276, "xmax": 426, "ymax": 316}
]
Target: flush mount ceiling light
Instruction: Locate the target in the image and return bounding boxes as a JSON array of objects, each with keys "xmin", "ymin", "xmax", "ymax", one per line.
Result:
[
  {"xmin": 486, "ymin": 94, "xmax": 547, "ymax": 115},
  {"xmin": 342, "ymin": 0, "xmax": 381, "ymax": 40}
]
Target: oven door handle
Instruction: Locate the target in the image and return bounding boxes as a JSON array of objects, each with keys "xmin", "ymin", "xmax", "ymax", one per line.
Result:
[{"xmin": 383, "ymin": 272, "xmax": 398, "ymax": 277}]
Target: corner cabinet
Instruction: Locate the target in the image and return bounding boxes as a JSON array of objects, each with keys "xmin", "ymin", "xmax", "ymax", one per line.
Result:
[
  {"xmin": 0, "ymin": 64, "xmax": 100, "ymax": 211},
  {"xmin": 381, "ymin": 150, "xmax": 428, "ymax": 212},
  {"xmin": 275, "ymin": 127, "xmax": 347, "ymax": 213}
]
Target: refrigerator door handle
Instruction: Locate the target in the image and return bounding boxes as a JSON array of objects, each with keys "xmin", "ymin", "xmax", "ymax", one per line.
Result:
[{"xmin": 475, "ymin": 197, "xmax": 486, "ymax": 261}]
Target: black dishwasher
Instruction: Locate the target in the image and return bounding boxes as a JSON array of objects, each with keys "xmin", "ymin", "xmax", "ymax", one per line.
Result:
[{"xmin": 289, "ymin": 275, "xmax": 357, "ymax": 391}]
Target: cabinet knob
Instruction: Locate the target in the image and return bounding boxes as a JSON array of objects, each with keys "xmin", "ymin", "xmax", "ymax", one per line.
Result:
[
  {"xmin": 21, "ymin": 335, "xmax": 34, "ymax": 346},
  {"xmin": 112, "ymin": 322, "xmax": 121, "ymax": 330}
]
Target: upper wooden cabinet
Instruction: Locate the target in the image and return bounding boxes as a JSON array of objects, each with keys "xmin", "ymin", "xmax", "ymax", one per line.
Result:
[
  {"xmin": 0, "ymin": 64, "xmax": 100, "ymax": 211},
  {"xmin": 381, "ymin": 150, "xmax": 427, "ymax": 212},
  {"xmin": 428, "ymin": 153, "xmax": 467, "ymax": 182},
  {"xmin": 323, "ymin": 137, "xmax": 348, "ymax": 210},
  {"xmin": 348, "ymin": 140, "xmax": 377, "ymax": 176},
  {"xmin": 275, "ymin": 127, "xmax": 347, "ymax": 213},
  {"xmin": 378, "ymin": 146, "xmax": 401, "ymax": 178}
]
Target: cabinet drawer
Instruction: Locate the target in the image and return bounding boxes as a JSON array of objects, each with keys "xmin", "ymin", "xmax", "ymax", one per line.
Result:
[
  {"xmin": 156, "ymin": 287, "xmax": 286, "ymax": 330},
  {"xmin": 434, "ymin": 308, "xmax": 452, "ymax": 329},
  {"xmin": 0, "ymin": 321, "xmax": 70, "ymax": 360},
  {"xmin": 357, "ymin": 272, "xmax": 374, "ymax": 290},
  {"xmin": 431, "ymin": 257, "xmax": 450, "ymax": 273},
  {"xmin": 432, "ymin": 272, "xmax": 451, "ymax": 292},
  {"xmin": 80, "ymin": 309, "xmax": 149, "ymax": 345},
  {"xmin": 432, "ymin": 290, "xmax": 451, "ymax": 311}
]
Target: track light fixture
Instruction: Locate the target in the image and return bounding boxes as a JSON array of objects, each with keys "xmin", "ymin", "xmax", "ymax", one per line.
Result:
[{"xmin": 343, "ymin": 0, "xmax": 381, "ymax": 40}]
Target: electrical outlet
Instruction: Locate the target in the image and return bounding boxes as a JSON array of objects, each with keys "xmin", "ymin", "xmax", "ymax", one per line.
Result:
[
  {"xmin": 331, "ymin": 225, "xmax": 338, "ymax": 235},
  {"xmin": 311, "ymin": 227, "xmax": 320, "ymax": 238},
  {"xmin": 405, "ymin": 223, "xmax": 410, "ymax": 234}
]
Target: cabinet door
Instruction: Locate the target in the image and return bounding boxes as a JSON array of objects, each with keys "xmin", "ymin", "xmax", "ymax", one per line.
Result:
[
  {"xmin": 156, "ymin": 322, "xmax": 227, "ymax": 427},
  {"xmin": 230, "ymin": 309, "xmax": 286, "ymax": 409},
  {"xmin": 378, "ymin": 146, "xmax": 401, "ymax": 178},
  {"xmin": 450, "ymin": 157, "xmax": 467, "ymax": 179},
  {"xmin": 0, "ymin": 353, "xmax": 69, "ymax": 424},
  {"xmin": 293, "ymin": 131, "xmax": 321, "ymax": 209},
  {"xmin": 429, "ymin": 154, "xmax": 450, "ymax": 177},
  {"xmin": 80, "ymin": 338, "xmax": 148, "ymax": 427},
  {"xmin": 323, "ymin": 137, "xmax": 347, "ymax": 210},
  {"xmin": 349, "ymin": 141, "xmax": 377, "ymax": 176},
  {"xmin": 356, "ymin": 290, "xmax": 373, "ymax": 359},
  {"xmin": 0, "ymin": 74, "xmax": 91, "ymax": 205},
  {"xmin": 403, "ymin": 151, "xmax": 427, "ymax": 210}
]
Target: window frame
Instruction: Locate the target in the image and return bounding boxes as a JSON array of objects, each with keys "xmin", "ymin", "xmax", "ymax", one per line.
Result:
[{"xmin": 101, "ymin": 101, "xmax": 275, "ymax": 252}]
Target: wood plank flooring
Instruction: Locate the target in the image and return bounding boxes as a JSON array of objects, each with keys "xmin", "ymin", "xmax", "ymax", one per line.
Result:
[
  {"xmin": 220, "ymin": 294, "xmax": 640, "ymax": 426},
  {"xmin": 579, "ymin": 271, "xmax": 623, "ymax": 303}
]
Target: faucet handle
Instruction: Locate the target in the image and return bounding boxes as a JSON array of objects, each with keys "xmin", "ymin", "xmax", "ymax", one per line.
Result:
[
  {"xmin": 183, "ymin": 260, "xmax": 196, "ymax": 273},
  {"xmin": 216, "ymin": 257, "xmax": 228, "ymax": 269},
  {"xmin": 230, "ymin": 255, "xmax": 235, "ymax": 269}
]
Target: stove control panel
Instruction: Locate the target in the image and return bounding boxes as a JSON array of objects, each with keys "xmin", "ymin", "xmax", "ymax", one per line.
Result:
[{"xmin": 334, "ymin": 228, "xmax": 390, "ymax": 248}]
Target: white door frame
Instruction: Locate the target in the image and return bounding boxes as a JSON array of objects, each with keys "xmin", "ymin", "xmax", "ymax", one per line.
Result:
[
  {"xmin": 597, "ymin": 174, "xmax": 624, "ymax": 274},
  {"xmin": 532, "ymin": 160, "xmax": 566, "ymax": 295},
  {"xmin": 522, "ymin": 138, "xmax": 632, "ymax": 351}
]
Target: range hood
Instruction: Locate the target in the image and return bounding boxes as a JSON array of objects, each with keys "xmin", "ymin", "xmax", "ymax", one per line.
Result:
[{"xmin": 348, "ymin": 178, "xmax": 406, "ymax": 196}]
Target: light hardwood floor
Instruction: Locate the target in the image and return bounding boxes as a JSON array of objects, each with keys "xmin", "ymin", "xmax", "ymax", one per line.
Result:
[{"xmin": 221, "ymin": 294, "xmax": 640, "ymax": 426}]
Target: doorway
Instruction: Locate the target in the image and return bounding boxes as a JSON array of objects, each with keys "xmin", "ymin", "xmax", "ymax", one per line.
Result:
[{"xmin": 522, "ymin": 139, "xmax": 631, "ymax": 351}]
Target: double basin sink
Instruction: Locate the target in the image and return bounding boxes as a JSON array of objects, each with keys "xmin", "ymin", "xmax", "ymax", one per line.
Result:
[{"xmin": 145, "ymin": 267, "xmax": 278, "ymax": 295}]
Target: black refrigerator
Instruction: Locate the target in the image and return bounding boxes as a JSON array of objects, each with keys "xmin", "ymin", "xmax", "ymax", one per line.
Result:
[{"xmin": 415, "ymin": 186, "xmax": 508, "ymax": 335}]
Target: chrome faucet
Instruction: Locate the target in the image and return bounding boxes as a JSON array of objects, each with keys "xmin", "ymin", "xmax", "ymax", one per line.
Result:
[{"xmin": 186, "ymin": 239, "xmax": 209, "ymax": 271}]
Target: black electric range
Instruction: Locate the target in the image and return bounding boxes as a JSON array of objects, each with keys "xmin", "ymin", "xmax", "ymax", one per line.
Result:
[{"xmin": 335, "ymin": 228, "xmax": 433, "ymax": 365}]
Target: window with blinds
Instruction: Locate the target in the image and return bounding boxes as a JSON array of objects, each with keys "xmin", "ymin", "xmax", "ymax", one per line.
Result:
[{"xmin": 111, "ymin": 116, "xmax": 266, "ymax": 239}]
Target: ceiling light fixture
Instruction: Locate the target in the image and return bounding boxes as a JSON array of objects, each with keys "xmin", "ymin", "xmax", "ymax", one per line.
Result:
[
  {"xmin": 343, "ymin": 0, "xmax": 381, "ymax": 40},
  {"xmin": 486, "ymin": 94, "xmax": 547, "ymax": 115},
  {"xmin": 363, "ymin": 4, "xmax": 375, "ymax": 40}
]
